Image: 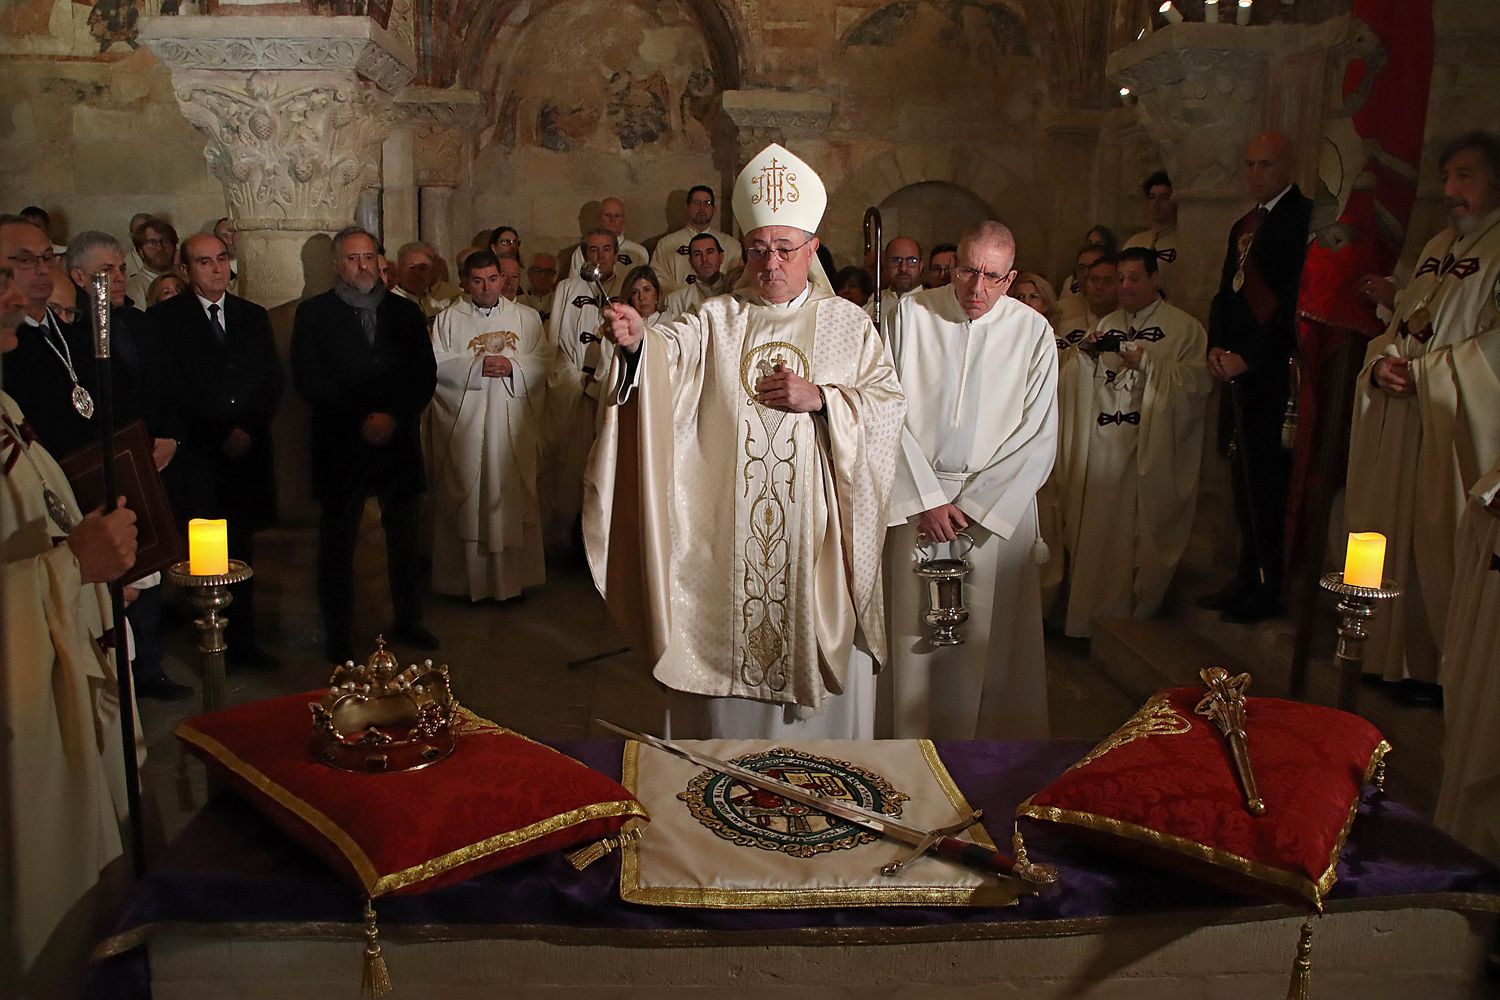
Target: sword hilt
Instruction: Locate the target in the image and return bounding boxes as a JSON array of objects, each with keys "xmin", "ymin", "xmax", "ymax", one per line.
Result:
[{"xmin": 934, "ymin": 838, "xmax": 1059, "ymax": 887}]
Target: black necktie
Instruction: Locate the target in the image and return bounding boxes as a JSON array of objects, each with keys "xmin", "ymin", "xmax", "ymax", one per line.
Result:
[{"xmin": 208, "ymin": 302, "xmax": 225, "ymax": 343}]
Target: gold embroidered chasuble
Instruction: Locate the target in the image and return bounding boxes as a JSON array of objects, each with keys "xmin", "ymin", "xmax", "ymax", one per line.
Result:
[
  {"xmin": 584, "ymin": 284, "xmax": 905, "ymax": 711},
  {"xmin": 1346, "ymin": 210, "xmax": 1500, "ymax": 682}
]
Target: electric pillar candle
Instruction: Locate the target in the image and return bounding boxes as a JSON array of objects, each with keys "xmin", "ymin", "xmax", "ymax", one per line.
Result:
[
  {"xmin": 189, "ymin": 518, "xmax": 230, "ymax": 576},
  {"xmin": 1343, "ymin": 532, "xmax": 1386, "ymax": 589}
]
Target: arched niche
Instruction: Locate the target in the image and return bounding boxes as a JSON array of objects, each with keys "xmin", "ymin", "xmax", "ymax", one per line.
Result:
[
  {"xmin": 876, "ymin": 182, "xmax": 997, "ymax": 260},
  {"xmin": 460, "ymin": 0, "xmax": 744, "ymax": 257}
]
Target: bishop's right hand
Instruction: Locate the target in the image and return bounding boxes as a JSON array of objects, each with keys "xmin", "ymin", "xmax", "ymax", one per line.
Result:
[
  {"xmin": 69, "ymin": 497, "xmax": 138, "ymax": 584},
  {"xmin": 603, "ymin": 302, "xmax": 645, "ymax": 353}
]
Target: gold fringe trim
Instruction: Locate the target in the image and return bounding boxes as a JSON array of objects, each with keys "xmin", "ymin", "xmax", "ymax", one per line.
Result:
[{"xmin": 361, "ymin": 899, "xmax": 391, "ymax": 997}]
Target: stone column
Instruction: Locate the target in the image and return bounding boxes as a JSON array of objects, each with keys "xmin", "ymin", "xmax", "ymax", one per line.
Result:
[
  {"xmin": 141, "ymin": 15, "xmax": 417, "ymax": 518},
  {"xmin": 392, "ymin": 86, "xmax": 484, "ymax": 263},
  {"xmin": 382, "ymin": 127, "xmax": 418, "ymax": 255},
  {"xmin": 1041, "ymin": 109, "xmax": 1110, "ymax": 286},
  {"xmin": 1107, "ymin": 21, "xmax": 1338, "ymax": 321},
  {"xmin": 141, "ymin": 16, "xmax": 417, "ymax": 309}
]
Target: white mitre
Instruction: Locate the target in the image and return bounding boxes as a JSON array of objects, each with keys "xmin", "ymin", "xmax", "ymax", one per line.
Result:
[{"xmin": 733, "ymin": 142, "xmax": 827, "ymax": 235}]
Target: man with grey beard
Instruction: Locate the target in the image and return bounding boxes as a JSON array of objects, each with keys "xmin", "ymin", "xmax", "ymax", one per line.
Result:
[
  {"xmin": 291, "ymin": 226, "xmax": 438, "ymax": 663},
  {"xmin": 1345, "ymin": 130, "xmax": 1500, "ymax": 704}
]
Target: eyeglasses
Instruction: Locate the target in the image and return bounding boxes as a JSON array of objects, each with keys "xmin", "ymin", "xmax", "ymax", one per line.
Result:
[
  {"xmin": 7, "ymin": 251, "xmax": 57, "ymax": 270},
  {"xmin": 140, "ymin": 237, "xmax": 175, "ymax": 248},
  {"xmin": 745, "ymin": 237, "xmax": 814, "ymax": 263},
  {"xmin": 686, "ymin": 198, "xmax": 714, "ymax": 207},
  {"xmin": 953, "ymin": 264, "xmax": 1014, "ymax": 288},
  {"xmin": 493, "ymin": 238, "xmax": 520, "ymax": 247},
  {"xmin": 929, "ymin": 264, "xmax": 953, "ymax": 275},
  {"xmin": 51, "ymin": 304, "xmax": 79, "ymax": 322},
  {"xmin": 887, "ymin": 255, "xmax": 922, "ymax": 267}
]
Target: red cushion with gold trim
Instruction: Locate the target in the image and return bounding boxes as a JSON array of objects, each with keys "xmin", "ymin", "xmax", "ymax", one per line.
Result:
[
  {"xmin": 1018, "ymin": 687, "xmax": 1389, "ymax": 909},
  {"xmin": 177, "ymin": 691, "xmax": 647, "ymax": 897}
]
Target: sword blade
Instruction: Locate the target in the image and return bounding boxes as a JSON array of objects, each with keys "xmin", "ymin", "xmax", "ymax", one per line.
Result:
[{"xmin": 596, "ymin": 720, "xmax": 1055, "ymax": 885}]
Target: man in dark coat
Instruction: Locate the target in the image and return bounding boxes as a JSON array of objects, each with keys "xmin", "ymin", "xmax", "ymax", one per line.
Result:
[
  {"xmin": 291, "ymin": 226, "xmax": 438, "ymax": 662},
  {"xmin": 1199, "ymin": 131, "xmax": 1314, "ymax": 623},
  {"xmin": 149, "ymin": 232, "xmax": 284, "ymax": 668}
]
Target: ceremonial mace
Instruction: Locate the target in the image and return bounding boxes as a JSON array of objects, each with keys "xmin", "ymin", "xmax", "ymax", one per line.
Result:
[
  {"xmin": 90, "ymin": 272, "xmax": 147, "ymax": 876},
  {"xmin": 863, "ymin": 207, "xmax": 884, "ymax": 328},
  {"xmin": 577, "ymin": 262, "xmax": 614, "ymax": 344}
]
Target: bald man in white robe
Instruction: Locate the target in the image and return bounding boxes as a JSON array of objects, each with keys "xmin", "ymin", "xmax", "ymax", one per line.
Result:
[{"xmin": 884, "ymin": 222, "xmax": 1058, "ymax": 739}]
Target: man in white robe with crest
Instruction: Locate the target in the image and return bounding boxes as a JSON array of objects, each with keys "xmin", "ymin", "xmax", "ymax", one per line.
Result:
[
  {"xmin": 881, "ymin": 222, "xmax": 1058, "ymax": 739},
  {"xmin": 1123, "ymin": 170, "xmax": 1181, "ymax": 298},
  {"xmin": 649, "ymin": 185, "xmax": 743, "ymax": 295},
  {"xmin": 662, "ymin": 232, "xmax": 731, "ymax": 321},
  {"xmin": 543, "ymin": 230, "xmax": 625, "ymax": 548},
  {"xmin": 589, "ymin": 143, "xmax": 906, "ymax": 740},
  {"xmin": 1345, "ymin": 130, "xmax": 1500, "ymax": 699},
  {"xmin": 1057, "ymin": 247, "xmax": 1210, "ymax": 638},
  {"xmin": 427, "ymin": 252, "xmax": 550, "ymax": 601}
]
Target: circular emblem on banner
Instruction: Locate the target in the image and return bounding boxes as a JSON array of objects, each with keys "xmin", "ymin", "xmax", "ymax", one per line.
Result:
[{"xmin": 678, "ymin": 747, "xmax": 908, "ymax": 857}]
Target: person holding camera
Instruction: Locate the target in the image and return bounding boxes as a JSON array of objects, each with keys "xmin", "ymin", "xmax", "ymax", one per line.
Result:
[{"xmin": 1056, "ymin": 247, "xmax": 1211, "ymax": 638}]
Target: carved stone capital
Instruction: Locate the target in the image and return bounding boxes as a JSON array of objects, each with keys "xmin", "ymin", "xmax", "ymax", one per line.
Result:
[
  {"xmin": 170, "ymin": 70, "xmax": 393, "ymax": 231},
  {"xmin": 141, "ymin": 15, "xmax": 417, "ymax": 94},
  {"xmin": 721, "ymin": 89, "xmax": 834, "ymax": 148},
  {"xmin": 392, "ymin": 87, "xmax": 484, "ymax": 188}
]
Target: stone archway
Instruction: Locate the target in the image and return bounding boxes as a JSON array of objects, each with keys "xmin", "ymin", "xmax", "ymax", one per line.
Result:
[
  {"xmin": 457, "ymin": 0, "xmax": 746, "ymax": 258},
  {"xmin": 876, "ymin": 182, "xmax": 998, "ymax": 261}
]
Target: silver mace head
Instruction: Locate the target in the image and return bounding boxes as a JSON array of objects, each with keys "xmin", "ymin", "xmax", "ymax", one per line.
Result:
[
  {"xmin": 578, "ymin": 263, "xmax": 611, "ymax": 343},
  {"xmin": 90, "ymin": 269, "xmax": 112, "ymax": 359}
]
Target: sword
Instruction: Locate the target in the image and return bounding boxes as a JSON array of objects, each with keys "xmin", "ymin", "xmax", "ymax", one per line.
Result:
[{"xmin": 596, "ymin": 719, "xmax": 1059, "ymax": 888}]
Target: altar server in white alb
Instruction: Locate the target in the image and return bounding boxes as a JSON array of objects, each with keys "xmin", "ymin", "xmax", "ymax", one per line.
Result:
[
  {"xmin": 662, "ymin": 233, "xmax": 731, "ymax": 321},
  {"xmin": 543, "ymin": 229, "xmax": 625, "ymax": 547},
  {"xmin": 1434, "ymin": 456, "xmax": 1500, "ymax": 864},
  {"xmin": 883, "ymin": 222, "xmax": 1057, "ymax": 740},
  {"xmin": 426, "ymin": 252, "xmax": 550, "ymax": 601},
  {"xmin": 1345, "ymin": 130, "xmax": 1500, "ymax": 692},
  {"xmin": 1057, "ymin": 247, "xmax": 1210, "ymax": 638},
  {"xmin": 649, "ymin": 185, "xmax": 743, "ymax": 294},
  {"xmin": 589, "ymin": 142, "xmax": 905, "ymax": 740}
]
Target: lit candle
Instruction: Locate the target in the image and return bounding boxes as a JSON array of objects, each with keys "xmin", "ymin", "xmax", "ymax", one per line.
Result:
[
  {"xmin": 189, "ymin": 518, "xmax": 230, "ymax": 576},
  {"xmin": 1158, "ymin": 1, "xmax": 1184, "ymax": 24},
  {"xmin": 1204, "ymin": 0, "xmax": 1220, "ymax": 22},
  {"xmin": 1343, "ymin": 532, "xmax": 1386, "ymax": 588},
  {"xmin": 1236, "ymin": 0, "xmax": 1253, "ymax": 25}
]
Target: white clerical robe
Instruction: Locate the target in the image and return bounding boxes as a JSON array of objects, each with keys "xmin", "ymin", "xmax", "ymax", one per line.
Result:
[
  {"xmin": 124, "ymin": 264, "xmax": 165, "ymax": 308},
  {"xmin": 1434, "ymin": 463, "xmax": 1500, "ymax": 864},
  {"xmin": 567, "ymin": 238, "xmax": 649, "ymax": 279},
  {"xmin": 883, "ymin": 288, "xmax": 1058, "ymax": 739},
  {"xmin": 1345, "ymin": 209, "xmax": 1500, "ymax": 682},
  {"xmin": 1057, "ymin": 299, "xmax": 1210, "ymax": 638},
  {"xmin": 1124, "ymin": 225, "xmax": 1181, "ymax": 295},
  {"xmin": 393, "ymin": 285, "xmax": 457, "ymax": 321},
  {"xmin": 543, "ymin": 271, "xmax": 624, "ymax": 546},
  {"xmin": 2, "ymin": 392, "xmax": 141, "ymax": 982},
  {"xmin": 583, "ymin": 280, "xmax": 906, "ymax": 740},
  {"xmin": 648, "ymin": 226, "xmax": 743, "ymax": 293},
  {"xmin": 662, "ymin": 275, "xmax": 728, "ymax": 322},
  {"xmin": 426, "ymin": 297, "xmax": 550, "ymax": 601}
]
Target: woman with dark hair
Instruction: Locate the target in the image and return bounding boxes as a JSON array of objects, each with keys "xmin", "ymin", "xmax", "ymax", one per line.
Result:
[
  {"xmin": 622, "ymin": 265, "xmax": 664, "ymax": 325},
  {"xmin": 832, "ymin": 265, "xmax": 872, "ymax": 307}
]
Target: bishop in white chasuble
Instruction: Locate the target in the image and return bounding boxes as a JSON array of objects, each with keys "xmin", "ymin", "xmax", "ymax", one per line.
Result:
[
  {"xmin": 1057, "ymin": 251, "xmax": 1210, "ymax": 638},
  {"xmin": 426, "ymin": 254, "xmax": 551, "ymax": 601},
  {"xmin": 883, "ymin": 224, "xmax": 1058, "ymax": 740},
  {"xmin": 1345, "ymin": 190, "xmax": 1500, "ymax": 684},
  {"xmin": 584, "ymin": 144, "xmax": 905, "ymax": 740}
]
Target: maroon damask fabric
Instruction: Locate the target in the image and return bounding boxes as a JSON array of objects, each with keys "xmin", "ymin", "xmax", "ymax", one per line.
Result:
[
  {"xmin": 1019, "ymin": 687, "xmax": 1387, "ymax": 908},
  {"xmin": 177, "ymin": 691, "xmax": 647, "ymax": 897}
]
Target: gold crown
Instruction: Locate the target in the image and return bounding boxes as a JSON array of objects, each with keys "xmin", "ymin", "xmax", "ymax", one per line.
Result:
[{"xmin": 309, "ymin": 635, "xmax": 459, "ymax": 773}]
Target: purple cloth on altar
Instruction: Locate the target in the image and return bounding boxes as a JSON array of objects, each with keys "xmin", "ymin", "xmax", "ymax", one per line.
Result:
[{"xmin": 87, "ymin": 739, "xmax": 1500, "ymax": 998}]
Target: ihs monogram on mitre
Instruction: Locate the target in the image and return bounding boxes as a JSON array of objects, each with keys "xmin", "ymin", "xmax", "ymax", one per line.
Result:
[{"xmin": 468, "ymin": 330, "xmax": 519, "ymax": 356}]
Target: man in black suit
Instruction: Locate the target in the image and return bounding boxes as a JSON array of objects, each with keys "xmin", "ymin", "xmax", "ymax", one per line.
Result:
[
  {"xmin": 1199, "ymin": 131, "xmax": 1313, "ymax": 623},
  {"xmin": 150, "ymin": 232, "xmax": 285, "ymax": 668},
  {"xmin": 291, "ymin": 226, "xmax": 438, "ymax": 662}
]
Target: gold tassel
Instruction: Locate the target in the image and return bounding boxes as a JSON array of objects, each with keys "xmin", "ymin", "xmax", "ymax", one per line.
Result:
[
  {"xmin": 1286, "ymin": 916, "xmax": 1314, "ymax": 1000},
  {"xmin": 565, "ymin": 826, "xmax": 643, "ymax": 871},
  {"xmin": 361, "ymin": 899, "xmax": 391, "ymax": 998}
]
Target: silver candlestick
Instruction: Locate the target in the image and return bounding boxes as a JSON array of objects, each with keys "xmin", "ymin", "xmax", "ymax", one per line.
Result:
[
  {"xmin": 166, "ymin": 559, "xmax": 253, "ymax": 712},
  {"xmin": 1317, "ymin": 573, "xmax": 1401, "ymax": 713}
]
